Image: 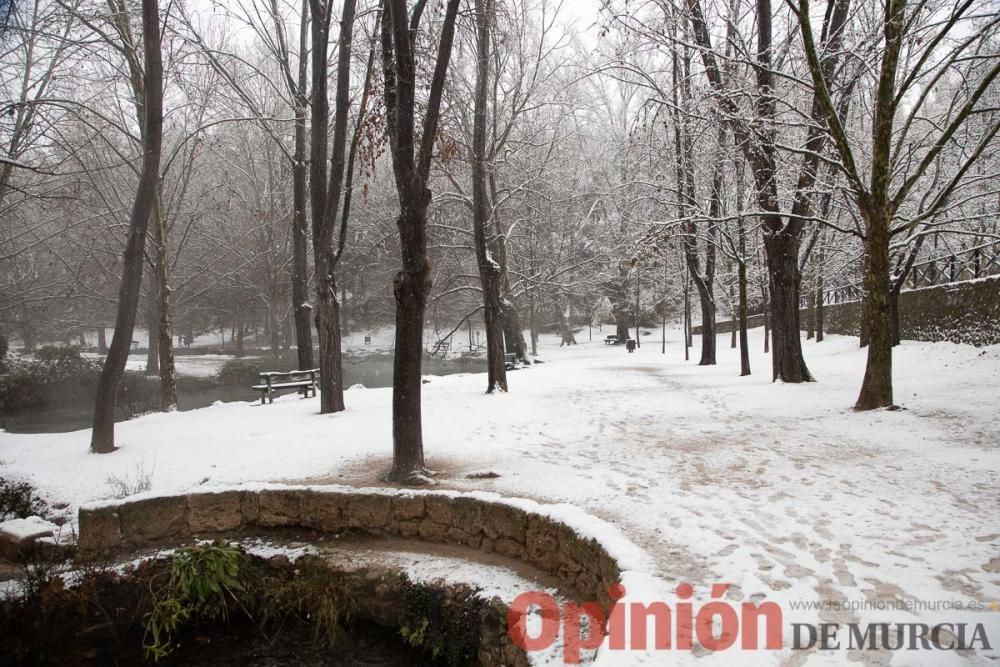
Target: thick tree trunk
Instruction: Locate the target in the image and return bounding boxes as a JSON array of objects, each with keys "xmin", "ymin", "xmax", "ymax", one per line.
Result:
[
  {"xmin": 382, "ymin": 0, "xmax": 461, "ymax": 483},
  {"xmin": 764, "ymin": 233, "xmax": 811, "ymax": 381},
  {"xmin": 472, "ymin": 0, "xmax": 506, "ymax": 393},
  {"xmin": 315, "ymin": 263, "xmax": 345, "ymax": 412},
  {"xmin": 555, "ymin": 303, "xmax": 577, "ymax": 346},
  {"xmin": 855, "ymin": 215, "xmax": 893, "ymax": 409},
  {"xmin": 692, "ymin": 279, "xmax": 715, "ymax": 365},
  {"xmin": 501, "ymin": 301, "xmax": 528, "ymax": 362},
  {"xmin": 614, "ymin": 310, "xmax": 630, "ymax": 341},
  {"xmin": 91, "ymin": 0, "xmax": 162, "ymax": 453},
  {"xmin": 390, "ymin": 209, "xmax": 433, "ymax": 482}
]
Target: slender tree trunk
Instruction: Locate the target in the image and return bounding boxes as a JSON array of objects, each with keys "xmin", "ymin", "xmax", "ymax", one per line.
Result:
[
  {"xmin": 292, "ymin": 0, "xmax": 314, "ymax": 371},
  {"xmin": 91, "ymin": 0, "xmax": 163, "ymax": 453},
  {"xmin": 145, "ymin": 299, "xmax": 159, "ymax": 375},
  {"xmin": 816, "ymin": 290, "xmax": 825, "ymax": 344},
  {"xmin": 97, "ymin": 327, "xmax": 108, "ymax": 354},
  {"xmin": 738, "ymin": 259, "xmax": 750, "ymax": 375},
  {"xmin": 152, "ymin": 193, "xmax": 176, "ymax": 410},
  {"xmin": 806, "ymin": 286, "xmax": 816, "ymax": 339},
  {"xmin": 529, "ymin": 296, "xmax": 538, "ymax": 356},
  {"xmin": 472, "ymin": 0, "xmax": 506, "ymax": 393}
]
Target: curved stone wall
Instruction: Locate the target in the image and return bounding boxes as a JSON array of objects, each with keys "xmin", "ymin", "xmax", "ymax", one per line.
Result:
[{"xmin": 78, "ymin": 486, "xmax": 623, "ymax": 608}]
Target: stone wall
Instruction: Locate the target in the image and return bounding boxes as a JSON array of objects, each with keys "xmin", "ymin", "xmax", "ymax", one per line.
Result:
[
  {"xmin": 78, "ymin": 487, "xmax": 622, "ymax": 608},
  {"xmin": 807, "ymin": 276, "xmax": 1000, "ymax": 346},
  {"xmin": 691, "ymin": 276, "xmax": 1000, "ymax": 346},
  {"xmin": 79, "ymin": 487, "xmax": 627, "ymax": 666}
]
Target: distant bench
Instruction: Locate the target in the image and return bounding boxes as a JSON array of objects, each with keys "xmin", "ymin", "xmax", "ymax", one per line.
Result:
[{"xmin": 252, "ymin": 369, "xmax": 318, "ymax": 405}]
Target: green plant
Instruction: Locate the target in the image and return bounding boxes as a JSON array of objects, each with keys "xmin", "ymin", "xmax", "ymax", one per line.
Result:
[
  {"xmin": 216, "ymin": 359, "xmax": 260, "ymax": 385},
  {"xmin": 246, "ymin": 554, "xmax": 353, "ymax": 647},
  {"xmin": 144, "ymin": 542, "xmax": 245, "ymax": 660},
  {"xmin": 398, "ymin": 574, "xmax": 482, "ymax": 666}
]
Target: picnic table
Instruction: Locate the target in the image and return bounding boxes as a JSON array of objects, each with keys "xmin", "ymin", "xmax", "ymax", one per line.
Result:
[{"xmin": 252, "ymin": 368, "xmax": 318, "ymax": 404}]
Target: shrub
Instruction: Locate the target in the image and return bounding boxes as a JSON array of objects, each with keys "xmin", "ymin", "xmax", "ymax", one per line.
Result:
[
  {"xmin": 217, "ymin": 359, "xmax": 259, "ymax": 385},
  {"xmin": 0, "ymin": 477, "xmax": 48, "ymax": 520}
]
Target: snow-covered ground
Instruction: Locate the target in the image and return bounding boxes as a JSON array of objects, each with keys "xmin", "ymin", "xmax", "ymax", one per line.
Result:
[{"xmin": 2, "ymin": 327, "xmax": 998, "ymax": 665}]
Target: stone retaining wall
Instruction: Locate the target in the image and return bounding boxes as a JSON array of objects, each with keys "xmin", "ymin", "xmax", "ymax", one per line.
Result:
[
  {"xmin": 79, "ymin": 487, "xmax": 627, "ymax": 666},
  {"xmin": 78, "ymin": 487, "xmax": 622, "ymax": 608},
  {"xmin": 690, "ymin": 276, "xmax": 1000, "ymax": 346}
]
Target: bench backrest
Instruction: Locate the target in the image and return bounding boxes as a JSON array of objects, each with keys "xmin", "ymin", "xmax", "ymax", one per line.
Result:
[{"xmin": 258, "ymin": 368, "xmax": 318, "ymax": 382}]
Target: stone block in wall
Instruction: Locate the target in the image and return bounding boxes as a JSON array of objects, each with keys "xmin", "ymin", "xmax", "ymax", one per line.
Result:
[
  {"xmin": 525, "ymin": 515, "xmax": 561, "ymax": 569},
  {"xmin": 77, "ymin": 507, "xmax": 123, "ymax": 556},
  {"xmin": 256, "ymin": 489, "xmax": 302, "ymax": 527},
  {"xmin": 482, "ymin": 504, "xmax": 526, "ymax": 543},
  {"xmin": 346, "ymin": 494, "xmax": 391, "ymax": 531},
  {"xmin": 418, "ymin": 519, "xmax": 449, "ymax": 542},
  {"xmin": 119, "ymin": 496, "xmax": 189, "ymax": 546},
  {"xmin": 494, "ymin": 536, "xmax": 524, "ymax": 558},
  {"xmin": 451, "ymin": 496, "xmax": 485, "ymax": 536},
  {"xmin": 392, "ymin": 495, "xmax": 425, "ymax": 521},
  {"xmin": 424, "ymin": 496, "xmax": 454, "ymax": 526},
  {"xmin": 187, "ymin": 491, "xmax": 242, "ymax": 534},
  {"xmin": 300, "ymin": 491, "xmax": 346, "ymax": 532}
]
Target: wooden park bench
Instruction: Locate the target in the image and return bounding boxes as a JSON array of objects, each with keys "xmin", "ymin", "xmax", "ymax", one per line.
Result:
[
  {"xmin": 604, "ymin": 334, "xmax": 624, "ymax": 345},
  {"xmin": 252, "ymin": 368, "xmax": 318, "ymax": 405},
  {"xmin": 505, "ymin": 352, "xmax": 518, "ymax": 370}
]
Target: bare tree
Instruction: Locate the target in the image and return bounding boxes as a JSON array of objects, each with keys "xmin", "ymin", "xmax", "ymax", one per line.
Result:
[
  {"xmin": 792, "ymin": 0, "xmax": 1000, "ymax": 409},
  {"xmin": 472, "ymin": 0, "xmax": 507, "ymax": 392},
  {"xmin": 381, "ymin": 0, "xmax": 462, "ymax": 483},
  {"xmin": 91, "ymin": 0, "xmax": 162, "ymax": 452}
]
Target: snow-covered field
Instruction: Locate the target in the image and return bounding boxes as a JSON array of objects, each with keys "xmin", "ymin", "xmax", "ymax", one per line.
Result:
[{"xmin": 2, "ymin": 328, "xmax": 998, "ymax": 665}]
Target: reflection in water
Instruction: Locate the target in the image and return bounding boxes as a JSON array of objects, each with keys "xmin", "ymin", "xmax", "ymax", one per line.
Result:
[{"xmin": 3, "ymin": 354, "xmax": 485, "ymax": 434}]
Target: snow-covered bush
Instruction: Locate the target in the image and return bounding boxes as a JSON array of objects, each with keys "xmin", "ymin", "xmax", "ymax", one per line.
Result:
[
  {"xmin": 216, "ymin": 360, "xmax": 259, "ymax": 385},
  {"xmin": 0, "ymin": 477, "xmax": 48, "ymax": 520}
]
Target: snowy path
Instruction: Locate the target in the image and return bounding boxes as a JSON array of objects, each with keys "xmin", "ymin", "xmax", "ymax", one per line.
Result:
[{"xmin": 2, "ymin": 328, "xmax": 999, "ymax": 665}]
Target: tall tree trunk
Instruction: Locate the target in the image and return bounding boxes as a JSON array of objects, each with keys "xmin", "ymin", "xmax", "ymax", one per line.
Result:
[
  {"xmin": 855, "ymin": 212, "xmax": 893, "ymax": 409},
  {"xmin": 806, "ymin": 286, "xmax": 816, "ymax": 339},
  {"xmin": 472, "ymin": 0, "xmax": 506, "ymax": 393},
  {"xmin": 152, "ymin": 193, "xmax": 176, "ymax": 410},
  {"xmin": 91, "ymin": 0, "xmax": 163, "ymax": 453},
  {"xmin": 145, "ymin": 299, "xmax": 159, "ymax": 375},
  {"xmin": 308, "ymin": 0, "xmax": 359, "ymax": 415},
  {"xmin": 291, "ymin": 0, "xmax": 314, "ymax": 371},
  {"xmin": 816, "ymin": 284, "xmax": 825, "ymax": 343},
  {"xmin": 764, "ymin": 233, "xmax": 810, "ymax": 380},
  {"xmin": 738, "ymin": 258, "xmax": 750, "ymax": 375},
  {"xmin": 382, "ymin": 0, "xmax": 462, "ymax": 483},
  {"xmin": 97, "ymin": 326, "xmax": 108, "ymax": 354}
]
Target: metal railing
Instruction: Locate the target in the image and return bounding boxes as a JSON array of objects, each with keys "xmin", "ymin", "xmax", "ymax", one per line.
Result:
[{"xmin": 806, "ymin": 240, "xmax": 1000, "ymax": 308}]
